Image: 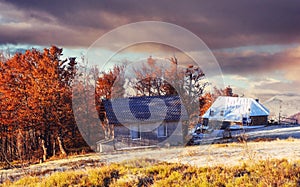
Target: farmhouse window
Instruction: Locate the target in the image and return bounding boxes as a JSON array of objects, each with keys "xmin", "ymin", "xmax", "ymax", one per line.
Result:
[
  {"xmin": 157, "ymin": 124, "xmax": 167, "ymax": 137},
  {"xmin": 130, "ymin": 125, "xmax": 141, "ymax": 140}
]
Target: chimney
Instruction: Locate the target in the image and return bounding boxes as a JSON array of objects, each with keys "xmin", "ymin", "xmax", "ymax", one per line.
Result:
[{"xmin": 225, "ymin": 86, "xmax": 233, "ymax": 96}]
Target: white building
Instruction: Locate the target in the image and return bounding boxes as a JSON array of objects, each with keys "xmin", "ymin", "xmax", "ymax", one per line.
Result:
[{"xmin": 202, "ymin": 96, "xmax": 270, "ymax": 126}]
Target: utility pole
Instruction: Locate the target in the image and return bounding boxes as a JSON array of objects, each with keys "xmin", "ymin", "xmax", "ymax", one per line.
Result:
[{"xmin": 278, "ymin": 100, "xmax": 282, "ymax": 125}]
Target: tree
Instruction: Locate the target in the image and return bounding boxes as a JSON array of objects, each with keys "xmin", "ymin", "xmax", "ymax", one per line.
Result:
[
  {"xmin": 71, "ymin": 57, "xmax": 103, "ymax": 150},
  {"xmin": 181, "ymin": 65, "xmax": 210, "ymax": 122},
  {"xmin": 0, "ymin": 46, "xmax": 82, "ymax": 163},
  {"xmin": 213, "ymin": 86, "xmax": 239, "ymax": 99},
  {"xmin": 128, "ymin": 56, "xmax": 210, "ymax": 128},
  {"xmin": 95, "ymin": 65, "xmax": 125, "ymax": 140},
  {"xmin": 130, "ymin": 56, "xmax": 178, "ymax": 97},
  {"xmin": 199, "ymin": 93, "xmax": 213, "ymax": 116}
]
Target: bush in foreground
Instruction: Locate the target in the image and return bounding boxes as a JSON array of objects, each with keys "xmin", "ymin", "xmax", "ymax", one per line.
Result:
[{"xmin": 2, "ymin": 158, "xmax": 300, "ymax": 186}]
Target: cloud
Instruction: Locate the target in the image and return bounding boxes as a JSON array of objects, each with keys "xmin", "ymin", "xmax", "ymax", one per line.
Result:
[
  {"xmin": 225, "ymin": 76, "xmax": 300, "ymax": 102},
  {"xmin": 0, "ymin": 1, "xmax": 105, "ymax": 46},
  {"xmin": 216, "ymin": 45, "xmax": 300, "ymax": 100},
  {"xmin": 214, "ymin": 45, "xmax": 300, "ymax": 78},
  {"xmin": 1, "ymin": 0, "xmax": 300, "ymax": 48},
  {"xmin": 1, "ymin": 0, "xmax": 300, "ymax": 100},
  {"xmin": 252, "ymin": 80, "xmax": 300, "ymax": 101}
]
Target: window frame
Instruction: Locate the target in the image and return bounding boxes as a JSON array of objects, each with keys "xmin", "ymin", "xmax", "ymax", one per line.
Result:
[
  {"xmin": 130, "ymin": 124, "xmax": 141, "ymax": 140},
  {"xmin": 157, "ymin": 123, "xmax": 167, "ymax": 138}
]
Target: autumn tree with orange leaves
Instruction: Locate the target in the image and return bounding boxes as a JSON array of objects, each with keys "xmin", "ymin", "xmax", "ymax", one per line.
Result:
[{"xmin": 0, "ymin": 46, "xmax": 85, "ymax": 163}]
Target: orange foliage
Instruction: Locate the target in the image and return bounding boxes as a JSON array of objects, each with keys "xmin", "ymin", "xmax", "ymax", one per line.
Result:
[{"xmin": 0, "ymin": 46, "xmax": 86, "ymax": 163}]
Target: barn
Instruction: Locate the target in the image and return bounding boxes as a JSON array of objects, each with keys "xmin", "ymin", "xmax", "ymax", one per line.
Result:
[
  {"xmin": 202, "ymin": 96, "xmax": 270, "ymax": 126},
  {"xmin": 97, "ymin": 95, "xmax": 188, "ymax": 152}
]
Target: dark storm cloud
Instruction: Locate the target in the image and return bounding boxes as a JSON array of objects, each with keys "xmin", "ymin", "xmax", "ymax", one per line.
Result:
[
  {"xmin": 215, "ymin": 51, "xmax": 282, "ymax": 74},
  {"xmin": 1, "ymin": 0, "xmax": 300, "ymax": 48},
  {"xmin": 215, "ymin": 46, "xmax": 300, "ymax": 77}
]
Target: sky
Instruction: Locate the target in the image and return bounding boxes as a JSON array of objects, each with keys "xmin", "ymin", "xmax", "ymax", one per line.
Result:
[{"xmin": 0, "ymin": 0, "xmax": 300, "ymax": 102}]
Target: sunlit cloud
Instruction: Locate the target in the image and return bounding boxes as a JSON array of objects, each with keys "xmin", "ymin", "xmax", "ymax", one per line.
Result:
[{"xmin": 0, "ymin": 0, "xmax": 300, "ymax": 102}]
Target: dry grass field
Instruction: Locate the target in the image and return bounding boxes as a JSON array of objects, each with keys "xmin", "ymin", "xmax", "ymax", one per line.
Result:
[{"xmin": 1, "ymin": 125, "xmax": 300, "ymax": 186}]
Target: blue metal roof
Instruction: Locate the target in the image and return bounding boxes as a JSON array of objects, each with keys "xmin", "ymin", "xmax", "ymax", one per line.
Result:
[{"xmin": 103, "ymin": 95, "xmax": 188, "ymax": 125}]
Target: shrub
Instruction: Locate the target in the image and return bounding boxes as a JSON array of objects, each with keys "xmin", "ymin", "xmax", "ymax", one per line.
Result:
[
  {"xmin": 10, "ymin": 176, "xmax": 40, "ymax": 187},
  {"xmin": 5, "ymin": 158, "xmax": 300, "ymax": 187}
]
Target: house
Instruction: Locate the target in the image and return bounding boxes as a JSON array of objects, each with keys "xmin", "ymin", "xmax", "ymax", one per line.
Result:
[
  {"xmin": 202, "ymin": 96, "xmax": 270, "ymax": 126},
  {"xmin": 97, "ymin": 95, "xmax": 188, "ymax": 152}
]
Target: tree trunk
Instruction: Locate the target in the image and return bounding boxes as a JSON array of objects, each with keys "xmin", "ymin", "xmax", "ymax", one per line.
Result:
[
  {"xmin": 109, "ymin": 124, "xmax": 114, "ymax": 139},
  {"xmin": 41, "ymin": 139, "xmax": 47, "ymax": 162},
  {"xmin": 103, "ymin": 119, "xmax": 114, "ymax": 140},
  {"xmin": 53, "ymin": 141, "xmax": 56, "ymax": 156},
  {"xmin": 16, "ymin": 129, "xmax": 23, "ymax": 160},
  {"xmin": 57, "ymin": 136, "xmax": 67, "ymax": 156}
]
